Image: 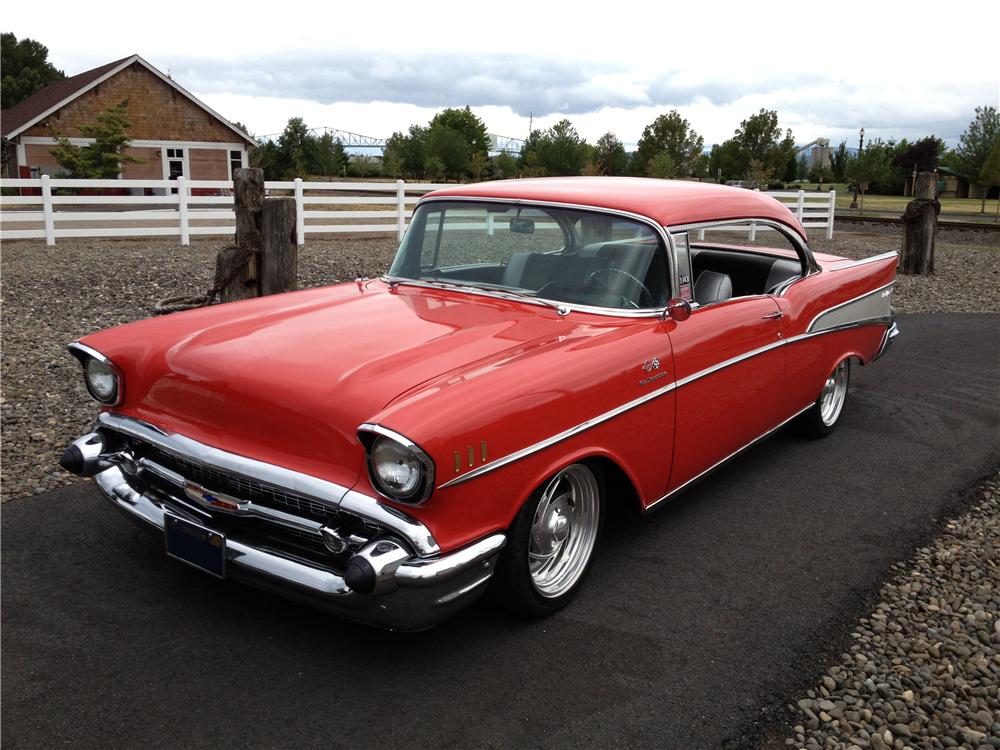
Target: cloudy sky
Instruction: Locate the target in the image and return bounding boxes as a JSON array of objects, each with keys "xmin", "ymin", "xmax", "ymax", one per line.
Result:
[{"xmin": 10, "ymin": 0, "xmax": 999, "ymax": 149}]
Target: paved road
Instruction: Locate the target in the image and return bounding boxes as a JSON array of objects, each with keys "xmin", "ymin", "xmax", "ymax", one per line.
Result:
[{"xmin": 3, "ymin": 314, "xmax": 998, "ymax": 750}]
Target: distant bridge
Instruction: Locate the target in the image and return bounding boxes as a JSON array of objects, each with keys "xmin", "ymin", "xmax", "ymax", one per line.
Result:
[{"xmin": 257, "ymin": 127, "xmax": 525, "ymax": 154}]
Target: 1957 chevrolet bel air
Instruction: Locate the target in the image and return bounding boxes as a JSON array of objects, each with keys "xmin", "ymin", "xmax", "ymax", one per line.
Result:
[{"xmin": 60, "ymin": 177, "xmax": 898, "ymax": 630}]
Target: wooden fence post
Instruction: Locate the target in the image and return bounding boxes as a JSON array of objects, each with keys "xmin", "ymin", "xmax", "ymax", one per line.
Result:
[
  {"xmin": 41, "ymin": 174, "xmax": 55, "ymax": 246},
  {"xmin": 219, "ymin": 167, "xmax": 264, "ymax": 303},
  {"xmin": 261, "ymin": 197, "xmax": 298, "ymax": 296},
  {"xmin": 900, "ymin": 171, "xmax": 938, "ymax": 275}
]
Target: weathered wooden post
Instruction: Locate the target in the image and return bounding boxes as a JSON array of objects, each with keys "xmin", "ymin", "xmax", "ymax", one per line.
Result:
[
  {"xmin": 261, "ymin": 197, "xmax": 298, "ymax": 296},
  {"xmin": 218, "ymin": 167, "xmax": 264, "ymax": 303},
  {"xmin": 899, "ymin": 171, "xmax": 938, "ymax": 275}
]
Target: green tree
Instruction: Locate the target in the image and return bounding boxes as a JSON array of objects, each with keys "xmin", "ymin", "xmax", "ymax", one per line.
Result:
[
  {"xmin": 428, "ymin": 107, "xmax": 490, "ymax": 159},
  {"xmin": 381, "ymin": 147, "xmax": 403, "ymax": 178},
  {"xmin": 632, "ymin": 111, "xmax": 704, "ymax": 177},
  {"xmin": 782, "ymin": 150, "xmax": 798, "ymax": 183},
  {"xmin": 979, "ymin": 138, "xmax": 1000, "ymax": 221},
  {"xmin": 275, "ymin": 117, "xmax": 312, "ymax": 178},
  {"xmin": 1, "ymin": 33, "xmax": 66, "ymax": 109},
  {"xmin": 310, "ymin": 132, "xmax": 348, "ymax": 176},
  {"xmin": 519, "ymin": 129, "xmax": 546, "ymax": 175},
  {"xmin": 384, "ymin": 125, "xmax": 428, "ymax": 178},
  {"xmin": 848, "ymin": 138, "xmax": 896, "ymax": 209},
  {"xmin": 492, "ymin": 150, "xmax": 518, "ymax": 179},
  {"xmin": 708, "ymin": 141, "xmax": 741, "ymax": 182},
  {"xmin": 468, "ymin": 151, "xmax": 489, "ymax": 181},
  {"xmin": 646, "ymin": 151, "xmax": 676, "ymax": 179},
  {"xmin": 49, "ymin": 99, "xmax": 139, "ymax": 178},
  {"xmin": 533, "ymin": 119, "xmax": 590, "ymax": 176},
  {"xmin": 829, "ymin": 141, "xmax": 849, "ymax": 182},
  {"xmin": 593, "ymin": 132, "xmax": 628, "ymax": 175},
  {"xmin": 721, "ymin": 109, "xmax": 795, "ymax": 183},
  {"xmin": 949, "ymin": 107, "xmax": 1000, "ymax": 212},
  {"xmin": 426, "ymin": 123, "xmax": 471, "ymax": 180},
  {"xmin": 424, "ymin": 155, "xmax": 445, "ymax": 182}
]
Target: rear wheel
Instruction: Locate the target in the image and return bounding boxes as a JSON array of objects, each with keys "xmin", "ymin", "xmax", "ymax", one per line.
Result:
[
  {"xmin": 798, "ymin": 359, "xmax": 851, "ymax": 437},
  {"xmin": 491, "ymin": 462, "xmax": 603, "ymax": 617}
]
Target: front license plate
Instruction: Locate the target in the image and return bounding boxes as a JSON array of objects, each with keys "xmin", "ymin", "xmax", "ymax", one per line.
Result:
[{"xmin": 164, "ymin": 513, "xmax": 226, "ymax": 579}]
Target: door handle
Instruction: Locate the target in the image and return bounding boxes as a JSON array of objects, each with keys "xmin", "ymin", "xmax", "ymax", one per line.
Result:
[{"xmin": 762, "ymin": 311, "xmax": 783, "ymax": 319}]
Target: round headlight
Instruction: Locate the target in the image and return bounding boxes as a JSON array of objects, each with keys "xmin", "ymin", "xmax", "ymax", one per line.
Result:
[
  {"xmin": 85, "ymin": 358, "xmax": 118, "ymax": 403},
  {"xmin": 371, "ymin": 436, "xmax": 423, "ymax": 499}
]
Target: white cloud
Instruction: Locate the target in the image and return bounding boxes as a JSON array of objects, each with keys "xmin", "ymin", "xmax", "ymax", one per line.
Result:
[{"xmin": 9, "ymin": 0, "xmax": 1000, "ymax": 146}]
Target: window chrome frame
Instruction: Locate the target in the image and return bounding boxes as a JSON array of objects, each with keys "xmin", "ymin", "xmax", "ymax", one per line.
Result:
[
  {"xmin": 390, "ymin": 196, "xmax": 678, "ymax": 319},
  {"xmin": 666, "ymin": 217, "xmax": 821, "ymax": 301}
]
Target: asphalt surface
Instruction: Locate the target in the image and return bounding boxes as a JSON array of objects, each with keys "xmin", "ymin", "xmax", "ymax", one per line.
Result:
[{"xmin": 2, "ymin": 313, "xmax": 998, "ymax": 750}]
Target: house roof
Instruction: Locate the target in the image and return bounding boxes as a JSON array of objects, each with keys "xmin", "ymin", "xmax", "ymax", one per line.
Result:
[
  {"xmin": 425, "ymin": 177, "xmax": 807, "ymax": 239},
  {"xmin": 1, "ymin": 54, "xmax": 255, "ymax": 144}
]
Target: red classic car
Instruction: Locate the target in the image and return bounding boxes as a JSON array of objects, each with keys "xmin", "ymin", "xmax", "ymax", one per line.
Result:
[{"xmin": 61, "ymin": 178, "xmax": 898, "ymax": 630}]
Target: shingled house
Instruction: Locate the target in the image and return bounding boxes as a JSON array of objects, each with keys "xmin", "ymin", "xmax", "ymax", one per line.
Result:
[{"xmin": 1, "ymin": 54, "xmax": 255, "ymax": 181}]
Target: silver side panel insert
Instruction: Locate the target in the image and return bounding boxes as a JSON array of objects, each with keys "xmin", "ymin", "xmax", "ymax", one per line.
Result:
[{"xmin": 807, "ymin": 282, "xmax": 894, "ymax": 332}]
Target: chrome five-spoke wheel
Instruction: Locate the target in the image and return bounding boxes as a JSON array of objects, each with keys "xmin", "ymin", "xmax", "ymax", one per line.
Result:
[
  {"xmin": 491, "ymin": 462, "xmax": 604, "ymax": 616},
  {"xmin": 528, "ymin": 464, "xmax": 600, "ymax": 598},
  {"xmin": 819, "ymin": 360, "xmax": 849, "ymax": 426},
  {"xmin": 799, "ymin": 358, "xmax": 851, "ymax": 437}
]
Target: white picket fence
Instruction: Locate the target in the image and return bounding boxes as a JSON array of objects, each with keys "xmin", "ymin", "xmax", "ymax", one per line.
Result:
[{"xmin": 0, "ymin": 177, "xmax": 836, "ymax": 246}]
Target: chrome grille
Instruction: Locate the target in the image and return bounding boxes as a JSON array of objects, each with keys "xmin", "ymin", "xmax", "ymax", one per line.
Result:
[{"xmin": 139, "ymin": 444, "xmax": 335, "ymax": 522}]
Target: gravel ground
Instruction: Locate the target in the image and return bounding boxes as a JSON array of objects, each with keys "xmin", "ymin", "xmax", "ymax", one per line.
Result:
[
  {"xmin": 775, "ymin": 473, "xmax": 1000, "ymax": 750},
  {"xmin": 1, "ymin": 226, "xmax": 997, "ymax": 503}
]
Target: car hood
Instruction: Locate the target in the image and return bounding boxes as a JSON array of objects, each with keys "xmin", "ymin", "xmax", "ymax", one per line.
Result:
[{"xmin": 82, "ymin": 281, "xmax": 576, "ymax": 489}]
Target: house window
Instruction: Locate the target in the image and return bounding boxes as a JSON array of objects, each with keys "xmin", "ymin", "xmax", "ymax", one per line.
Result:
[
  {"xmin": 230, "ymin": 149, "xmax": 243, "ymax": 176},
  {"xmin": 166, "ymin": 148, "xmax": 184, "ymax": 179}
]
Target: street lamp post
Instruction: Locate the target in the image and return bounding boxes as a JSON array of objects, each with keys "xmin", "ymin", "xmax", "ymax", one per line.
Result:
[{"xmin": 850, "ymin": 127, "xmax": 866, "ymax": 210}]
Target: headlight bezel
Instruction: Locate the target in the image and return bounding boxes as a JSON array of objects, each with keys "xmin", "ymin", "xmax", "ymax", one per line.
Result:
[
  {"xmin": 358, "ymin": 424, "xmax": 435, "ymax": 505},
  {"xmin": 68, "ymin": 342, "xmax": 123, "ymax": 406}
]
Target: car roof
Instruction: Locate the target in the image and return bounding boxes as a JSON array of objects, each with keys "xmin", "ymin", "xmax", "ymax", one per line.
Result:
[{"xmin": 423, "ymin": 177, "xmax": 807, "ymax": 240}]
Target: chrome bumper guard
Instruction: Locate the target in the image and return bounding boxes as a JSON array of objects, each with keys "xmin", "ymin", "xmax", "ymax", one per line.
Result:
[
  {"xmin": 873, "ymin": 320, "xmax": 899, "ymax": 361},
  {"xmin": 93, "ymin": 464, "xmax": 505, "ymax": 631}
]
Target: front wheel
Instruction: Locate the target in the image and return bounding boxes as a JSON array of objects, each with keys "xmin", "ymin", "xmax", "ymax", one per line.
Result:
[
  {"xmin": 490, "ymin": 462, "xmax": 604, "ymax": 617},
  {"xmin": 798, "ymin": 359, "xmax": 851, "ymax": 437}
]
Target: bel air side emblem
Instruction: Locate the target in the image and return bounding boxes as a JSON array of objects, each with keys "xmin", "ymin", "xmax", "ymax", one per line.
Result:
[{"xmin": 639, "ymin": 356, "xmax": 668, "ymax": 386}]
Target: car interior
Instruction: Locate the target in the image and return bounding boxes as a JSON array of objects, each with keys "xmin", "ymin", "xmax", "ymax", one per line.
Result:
[
  {"xmin": 433, "ymin": 238, "xmax": 670, "ymax": 310},
  {"xmin": 689, "ymin": 246, "xmax": 803, "ymax": 304}
]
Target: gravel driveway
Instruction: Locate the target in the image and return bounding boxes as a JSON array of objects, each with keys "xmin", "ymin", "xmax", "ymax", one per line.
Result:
[{"xmin": 1, "ymin": 226, "xmax": 997, "ymax": 504}]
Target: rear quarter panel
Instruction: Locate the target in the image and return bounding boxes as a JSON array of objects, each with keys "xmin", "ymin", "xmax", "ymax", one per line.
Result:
[{"xmin": 776, "ymin": 255, "xmax": 898, "ymax": 413}]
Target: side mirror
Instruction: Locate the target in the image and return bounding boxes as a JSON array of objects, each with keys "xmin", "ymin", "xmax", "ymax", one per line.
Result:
[{"xmin": 664, "ymin": 298, "xmax": 692, "ymax": 322}]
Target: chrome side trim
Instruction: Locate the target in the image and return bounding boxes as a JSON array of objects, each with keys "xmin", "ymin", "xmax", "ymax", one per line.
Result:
[
  {"xmin": 828, "ymin": 251, "xmax": 899, "ymax": 271},
  {"xmin": 97, "ymin": 412, "xmax": 441, "ymax": 557},
  {"xmin": 807, "ymin": 282, "xmax": 895, "ymax": 332},
  {"xmin": 358, "ymin": 423, "xmax": 436, "ymax": 505},
  {"xmin": 437, "ymin": 316, "xmax": 892, "ymax": 490},
  {"xmin": 644, "ymin": 403, "xmax": 814, "ymax": 511},
  {"xmin": 673, "ymin": 337, "xmax": 786, "ymax": 390},
  {"xmin": 437, "ymin": 377, "xmax": 679, "ymax": 490}
]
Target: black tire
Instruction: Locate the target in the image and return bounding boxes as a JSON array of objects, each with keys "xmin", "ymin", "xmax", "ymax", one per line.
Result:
[
  {"xmin": 797, "ymin": 358, "xmax": 851, "ymax": 438},
  {"xmin": 490, "ymin": 462, "xmax": 604, "ymax": 617}
]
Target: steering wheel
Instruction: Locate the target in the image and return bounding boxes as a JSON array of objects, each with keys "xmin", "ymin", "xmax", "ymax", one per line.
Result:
[{"xmin": 585, "ymin": 267, "xmax": 654, "ymax": 309}]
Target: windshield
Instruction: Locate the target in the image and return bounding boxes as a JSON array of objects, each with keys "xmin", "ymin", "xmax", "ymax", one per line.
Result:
[{"xmin": 387, "ymin": 201, "xmax": 669, "ymax": 310}]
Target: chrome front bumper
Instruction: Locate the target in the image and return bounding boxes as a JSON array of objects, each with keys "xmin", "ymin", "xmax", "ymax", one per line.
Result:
[{"xmin": 94, "ymin": 464, "xmax": 505, "ymax": 631}]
